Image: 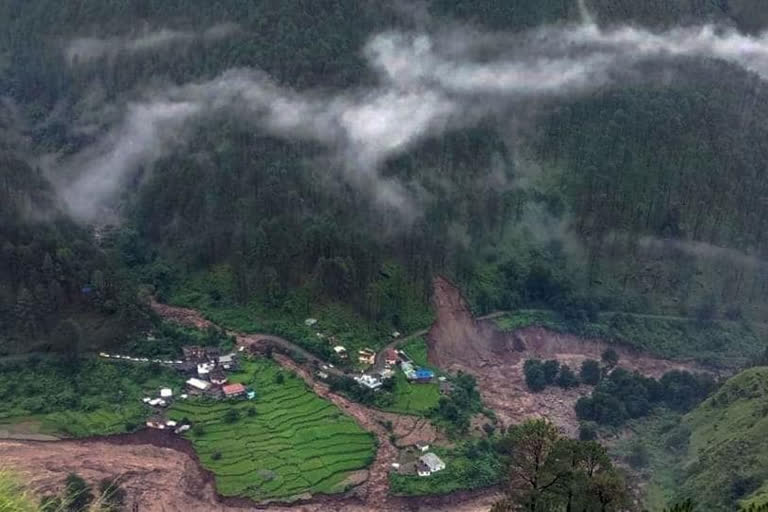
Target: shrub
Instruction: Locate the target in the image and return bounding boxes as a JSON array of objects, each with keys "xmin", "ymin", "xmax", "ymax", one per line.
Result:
[
  {"xmin": 275, "ymin": 372, "xmax": 285, "ymax": 384},
  {"xmin": 246, "ymin": 406, "xmax": 257, "ymax": 417},
  {"xmin": 579, "ymin": 421, "xmax": 598, "ymax": 441},
  {"xmin": 192, "ymin": 424, "xmax": 205, "ymax": 436},
  {"xmin": 580, "ymin": 359, "xmax": 601, "ymax": 386},
  {"xmin": 542, "ymin": 360, "xmax": 560, "ymax": 385},
  {"xmin": 556, "ymin": 365, "xmax": 579, "ymax": 389},
  {"xmin": 524, "ymin": 360, "xmax": 547, "ymax": 392},
  {"xmin": 211, "ymin": 451, "xmax": 222, "ymax": 461},
  {"xmin": 627, "ymin": 441, "xmax": 650, "ymax": 469}
]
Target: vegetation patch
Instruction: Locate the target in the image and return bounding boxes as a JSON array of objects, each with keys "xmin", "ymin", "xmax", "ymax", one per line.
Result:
[
  {"xmin": 169, "ymin": 358, "xmax": 375, "ymax": 501},
  {"xmin": 384, "ymin": 371, "xmax": 441, "ymax": 415},
  {"xmin": 496, "ymin": 310, "xmax": 762, "ymax": 368},
  {"xmin": 0, "ymin": 358, "xmax": 183, "ymax": 437},
  {"xmin": 389, "ymin": 441, "xmax": 503, "ymax": 496},
  {"xmin": 621, "ymin": 367, "xmax": 768, "ymax": 511}
]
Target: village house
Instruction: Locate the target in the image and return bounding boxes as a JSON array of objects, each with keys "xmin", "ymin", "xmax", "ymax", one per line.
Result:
[
  {"xmin": 197, "ymin": 362, "xmax": 215, "ymax": 377},
  {"xmin": 413, "ymin": 368, "xmax": 435, "ymax": 383},
  {"xmin": 333, "ymin": 345, "xmax": 348, "ymax": 359},
  {"xmin": 417, "ymin": 452, "xmax": 446, "ymax": 477},
  {"xmin": 218, "ymin": 353, "xmax": 238, "ymax": 371},
  {"xmin": 358, "ymin": 348, "xmax": 376, "ymax": 365},
  {"xmin": 160, "ymin": 388, "xmax": 173, "ymax": 398},
  {"xmin": 222, "ymin": 383, "xmax": 247, "ymax": 399},
  {"xmin": 384, "ymin": 348, "xmax": 398, "ymax": 366},
  {"xmin": 186, "ymin": 377, "xmax": 212, "ymax": 393},
  {"xmin": 355, "ymin": 374, "xmax": 382, "ymax": 390},
  {"xmin": 415, "ymin": 441, "xmax": 430, "ymax": 452},
  {"xmin": 209, "ymin": 368, "xmax": 228, "ymax": 386},
  {"xmin": 401, "ymin": 361, "xmax": 416, "ymax": 380}
]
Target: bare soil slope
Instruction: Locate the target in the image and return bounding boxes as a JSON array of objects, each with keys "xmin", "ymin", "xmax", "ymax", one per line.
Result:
[{"xmin": 426, "ymin": 276, "xmax": 705, "ymax": 436}]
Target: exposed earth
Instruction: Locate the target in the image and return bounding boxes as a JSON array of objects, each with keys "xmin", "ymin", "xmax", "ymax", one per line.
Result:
[
  {"xmin": 3, "ymin": 282, "xmax": 709, "ymax": 509},
  {"xmin": 427, "ymin": 276, "xmax": 708, "ymax": 436}
]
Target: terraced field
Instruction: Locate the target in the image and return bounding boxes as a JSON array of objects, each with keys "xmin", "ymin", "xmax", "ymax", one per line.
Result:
[{"xmin": 169, "ymin": 359, "xmax": 376, "ymax": 502}]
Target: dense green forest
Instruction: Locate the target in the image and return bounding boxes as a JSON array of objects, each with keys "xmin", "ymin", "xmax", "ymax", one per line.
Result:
[{"xmin": 3, "ymin": 0, "xmax": 768, "ymax": 354}]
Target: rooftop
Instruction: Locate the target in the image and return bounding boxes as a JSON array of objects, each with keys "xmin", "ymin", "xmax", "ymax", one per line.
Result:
[{"xmin": 222, "ymin": 383, "xmax": 246, "ymax": 396}]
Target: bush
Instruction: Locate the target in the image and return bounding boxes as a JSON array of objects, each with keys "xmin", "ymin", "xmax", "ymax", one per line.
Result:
[
  {"xmin": 275, "ymin": 372, "xmax": 285, "ymax": 384},
  {"xmin": 579, "ymin": 421, "xmax": 598, "ymax": 441},
  {"xmin": 246, "ymin": 406, "xmax": 257, "ymax": 417},
  {"xmin": 211, "ymin": 451, "xmax": 222, "ymax": 460},
  {"xmin": 556, "ymin": 365, "xmax": 579, "ymax": 389},
  {"xmin": 192, "ymin": 424, "xmax": 205, "ymax": 436},
  {"xmin": 542, "ymin": 360, "xmax": 560, "ymax": 385},
  {"xmin": 580, "ymin": 359, "xmax": 601, "ymax": 386},
  {"xmin": 524, "ymin": 360, "xmax": 547, "ymax": 392},
  {"xmin": 627, "ymin": 441, "xmax": 650, "ymax": 469}
]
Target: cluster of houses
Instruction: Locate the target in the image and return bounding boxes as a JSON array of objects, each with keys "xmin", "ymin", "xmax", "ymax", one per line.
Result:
[
  {"xmin": 353, "ymin": 348, "xmax": 436, "ymax": 390},
  {"xmin": 393, "ymin": 442, "xmax": 447, "ymax": 477},
  {"xmin": 180, "ymin": 346, "xmax": 255, "ymax": 400}
]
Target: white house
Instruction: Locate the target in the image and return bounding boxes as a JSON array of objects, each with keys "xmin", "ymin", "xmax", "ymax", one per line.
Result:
[
  {"xmin": 160, "ymin": 388, "xmax": 173, "ymax": 398},
  {"xmin": 418, "ymin": 453, "xmax": 446, "ymax": 476},
  {"xmin": 186, "ymin": 378, "xmax": 211, "ymax": 391},
  {"xmin": 355, "ymin": 374, "xmax": 382, "ymax": 390}
]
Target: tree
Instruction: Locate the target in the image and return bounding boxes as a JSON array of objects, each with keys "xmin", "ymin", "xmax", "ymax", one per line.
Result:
[
  {"xmin": 542, "ymin": 360, "xmax": 560, "ymax": 385},
  {"xmin": 524, "ymin": 360, "xmax": 547, "ymax": 392},
  {"xmin": 556, "ymin": 365, "xmax": 579, "ymax": 389},
  {"xmin": 275, "ymin": 372, "xmax": 285, "ymax": 384},
  {"xmin": 580, "ymin": 360, "xmax": 601, "ymax": 386},
  {"xmin": 601, "ymin": 349, "xmax": 619, "ymax": 369},
  {"xmin": 500, "ymin": 420, "xmax": 566, "ymax": 511}
]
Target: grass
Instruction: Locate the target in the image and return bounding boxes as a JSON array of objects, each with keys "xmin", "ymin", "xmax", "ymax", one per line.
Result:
[
  {"xmin": 169, "ymin": 358, "xmax": 375, "ymax": 502},
  {"xmin": 495, "ymin": 310, "xmax": 763, "ymax": 368},
  {"xmin": 620, "ymin": 367, "xmax": 768, "ymax": 511},
  {"xmin": 0, "ymin": 358, "xmax": 183, "ymax": 437},
  {"xmin": 389, "ymin": 443, "xmax": 503, "ymax": 496},
  {"xmin": 0, "ymin": 470, "xmax": 37, "ymax": 512},
  {"xmin": 400, "ymin": 336, "xmax": 432, "ymax": 369},
  {"xmin": 384, "ymin": 371, "xmax": 440, "ymax": 415}
]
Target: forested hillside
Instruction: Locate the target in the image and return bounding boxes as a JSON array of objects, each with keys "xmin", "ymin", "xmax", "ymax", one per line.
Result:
[{"xmin": 2, "ymin": 0, "xmax": 768, "ymax": 353}]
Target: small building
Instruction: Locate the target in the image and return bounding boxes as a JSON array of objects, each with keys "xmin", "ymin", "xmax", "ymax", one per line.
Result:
[
  {"xmin": 384, "ymin": 349, "xmax": 398, "ymax": 366},
  {"xmin": 355, "ymin": 374, "xmax": 382, "ymax": 390},
  {"xmin": 401, "ymin": 361, "xmax": 416, "ymax": 380},
  {"xmin": 160, "ymin": 388, "xmax": 173, "ymax": 398},
  {"xmin": 166, "ymin": 420, "xmax": 178, "ymax": 428},
  {"xmin": 358, "ymin": 348, "xmax": 376, "ymax": 365},
  {"xmin": 218, "ymin": 353, "xmax": 237, "ymax": 370},
  {"xmin": 209, "ymin": 368, "xmax": 228, "ymax": 386},
  {"xmin": 246, "ymin": 389, "xmax": 256, "ymax": 400},
  {"xmin": 222, "ymin": 383, "xmax": 247, "ymax": 399},
  {"xmin": 392, "ymin": 331, "xmax": 401, "ymax": 338},
  {"xmin": 186, "ymin": 378, "xmax": 212, "ymax": 393},
  {"xmin": 305, "ymin": 318, "xmax": 318, "ymax": 327},
  {"xmin": 317, "ymin": 371, "xmax": 329, "ymax": 380},
  {"xmin": 183, "ymin": 346, "xmax": 219, "ymax": 362},
  {"xmin": 415, "ymin": 442, "xmax": 430, "ymax": 452},
  {"xmin": 333, "ymin": 346, "xmax": 348, "ymax": 359},
  {"xmin": 146, "ymin": 421, "xmax": 165, "ymax": 430},
  {"xmin": 417, "ymin": 462, "xmax": 432, "ymax": 477},
  {"xmin": 197, "ymin": 362, "xmax": 214, "ymax": 377},
  {"xmin": 413, "ymin": 369, "xmax": 434, "ymax": 382},
  {"xmin": 174, "ymin": 361, "xmax": 197, "ymax": 374},
  {"xmin": 418, "ymin": 453, "xmax": 446, "ymax": 476},
  {"xmin": 379, "ymin": 368, "xmax": 395, "ymax": 380}
]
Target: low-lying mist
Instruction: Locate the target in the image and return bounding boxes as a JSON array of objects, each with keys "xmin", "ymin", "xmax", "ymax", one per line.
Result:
[{"xmin": 55, "ymin": 6, "xmax": 768, "ymax": 225}]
